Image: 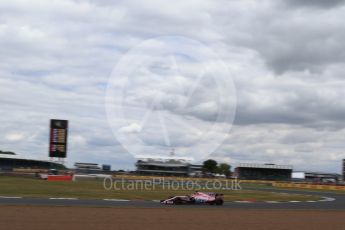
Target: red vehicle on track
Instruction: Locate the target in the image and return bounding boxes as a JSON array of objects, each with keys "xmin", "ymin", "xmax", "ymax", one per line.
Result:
[{"xmin": 160, "ymin": 191, "xmax": 224, "ymax": 205}]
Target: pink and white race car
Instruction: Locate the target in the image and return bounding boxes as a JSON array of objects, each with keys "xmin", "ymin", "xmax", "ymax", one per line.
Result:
[{"xmin": 160, "ymin": 192, "xmax": 224, "ymax": 205}]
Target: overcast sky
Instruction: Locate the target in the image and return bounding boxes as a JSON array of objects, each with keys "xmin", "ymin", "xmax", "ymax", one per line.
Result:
[{"xmin": 1, "ymin": 0, "xmax": 345, "ymax": 172}]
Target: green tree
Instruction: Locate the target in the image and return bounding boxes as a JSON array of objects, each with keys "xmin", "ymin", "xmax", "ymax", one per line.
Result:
[
  {"xmin": 202, "ymin": 159, "xmax": 218, "ymax": 173},
  {"xmin": 218, "ymin": 163, "xmax": 231, "ymax": 177}
]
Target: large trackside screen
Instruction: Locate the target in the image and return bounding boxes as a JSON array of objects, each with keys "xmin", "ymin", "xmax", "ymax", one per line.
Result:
[{"xmin": 49, "ymin": 119, "xmax": 68, "ymax": 158}]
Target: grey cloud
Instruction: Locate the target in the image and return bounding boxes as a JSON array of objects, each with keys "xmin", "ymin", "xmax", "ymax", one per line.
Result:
[
  {"xmin": 283, "ymin": 0, "xmax": 345, "ymax": 9},
  {"xmin": 1, "ymin": 0, "xmax": 345, "ymax": 172},
  {"xmin": 217, "ymin": 1, "xmax": 345, "ymax": 74}
]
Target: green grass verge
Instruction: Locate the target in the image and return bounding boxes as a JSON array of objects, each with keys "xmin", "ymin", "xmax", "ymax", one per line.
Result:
[
  {"xmin": 242, "ymin": 182, "xmax": 345, "ymax": 194},
  {"xmin": 0, "ymin": 176, "xmax": 320, "ymax": 201}
]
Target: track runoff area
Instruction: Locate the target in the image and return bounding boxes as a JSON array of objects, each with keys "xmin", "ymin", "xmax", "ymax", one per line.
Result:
[
  {"xmin": 1, "ymin": 177, "xmax": 345, "ymax": 230},
  {"xmin": 0, "ymin": 176, "xmax": 344, "ymax": 209}
]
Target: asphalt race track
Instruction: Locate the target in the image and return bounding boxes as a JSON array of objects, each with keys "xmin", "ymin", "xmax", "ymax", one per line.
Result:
[{"xmin": 1, "ymin": 188, "xmax": 345, "ymax": 209}]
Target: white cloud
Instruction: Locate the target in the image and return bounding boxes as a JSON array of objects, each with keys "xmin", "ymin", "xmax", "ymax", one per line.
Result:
[
  {"xmin": 0, "ymin": 0, "xmax": 345, "ymax": 172},
  {"xmin": 5, "ymin": 132, "xmax": 25, "ymax": 142},
  {"xmin": 118, "ymin": 123, "xmax": 141, "ymax": 134},
  {"xmin": 69, "ymin": 134, "xmax": 86, "ymax": 145}
]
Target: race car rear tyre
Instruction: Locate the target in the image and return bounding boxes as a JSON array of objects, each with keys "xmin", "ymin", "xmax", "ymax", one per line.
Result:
[{"xmin": 215, "ymin": 199, "xmax": 224, "ymax": 206}]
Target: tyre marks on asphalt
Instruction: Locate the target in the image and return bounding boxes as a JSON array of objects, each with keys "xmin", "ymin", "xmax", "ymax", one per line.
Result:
[
  {"xmin": 0, "ymin": 196, "xmax": 336, "ymax": 205},
  {"xmin": 151, "ymin": 198, "xmax": 336, "ymax": 204},
  {"xmin": 0, "ymin": 196, "xmax": 22, "ymax": 199},
  {"xmin": 103, "ymin": 199, "xmax": 130, "ymax": 202}
]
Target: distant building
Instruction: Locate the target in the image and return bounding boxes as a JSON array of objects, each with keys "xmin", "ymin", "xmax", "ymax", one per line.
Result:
[
  {"xmin": 135, "ymin": 156, "xmax": 202, "ymax": 177},
  {"xmin": 234, "ymin": 163, "xmax": 292, "ymax": 181},
  {"xmin": 0, "ymin": 154, "xmax": 66, "ymax": 171},
  {"xmin": 292, "ymin": 171, "xmax": 341, "ymax": 183},
  {"xmin": 188, "ymin": 164, "xmax": 203, "ymax": 177},
  {"xmin": 74, "ymin": 162, "xmax": 102, "ymax": 174},
  {"xmin": 102, "ymin": 164, "xmax": 111, "ymax": 172}
]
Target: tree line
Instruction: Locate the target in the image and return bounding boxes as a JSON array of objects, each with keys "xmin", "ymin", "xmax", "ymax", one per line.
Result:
[{"xmin": 202, "ymin": 159, "xmax": 231, "ymax": 177}]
